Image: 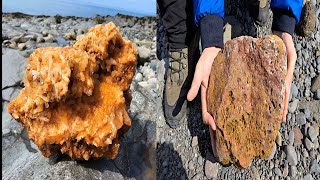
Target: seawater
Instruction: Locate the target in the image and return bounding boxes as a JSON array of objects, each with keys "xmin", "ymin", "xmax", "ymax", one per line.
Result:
[{"xmin": 2, "ymin": 0, "xmax": 154, "ymax": 17}]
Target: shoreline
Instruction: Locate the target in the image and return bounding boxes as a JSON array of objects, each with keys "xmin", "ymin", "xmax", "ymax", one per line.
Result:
[{"xmin": 2, "ymin": 12, "xmax": 156, "ymax": 21}]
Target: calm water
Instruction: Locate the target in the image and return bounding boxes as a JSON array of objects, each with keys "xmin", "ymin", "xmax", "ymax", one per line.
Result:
[{"xmin": 2, "ymin": 0, "xmax": 156, "ymax": 17}]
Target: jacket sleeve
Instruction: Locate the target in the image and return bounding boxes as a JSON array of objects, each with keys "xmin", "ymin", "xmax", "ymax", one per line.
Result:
[
  {"xmin": 193, "ymin": 0, "xmax": 224, "ymax": 49},
  {"xmin": 271, "ymin": 0, "xmax": 303, "ymax": 35}
]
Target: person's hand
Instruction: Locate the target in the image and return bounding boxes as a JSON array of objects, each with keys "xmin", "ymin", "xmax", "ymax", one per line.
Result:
[
  {"xmin": 187, "ymin": 47, "xmax": 221, "ymax": 130},
  {"xmin": 273, "ymin": 31, "xmax": 297, "ymax": 122}
]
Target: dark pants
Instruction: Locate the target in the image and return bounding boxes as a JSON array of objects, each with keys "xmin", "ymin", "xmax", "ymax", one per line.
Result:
[{"xmin": 158, "ymin": 0, "xmax": 196, "ymax": 50}]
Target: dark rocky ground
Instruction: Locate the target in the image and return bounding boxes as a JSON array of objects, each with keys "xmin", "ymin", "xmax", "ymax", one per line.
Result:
[
  {"xmin": 157, "ymin": 0, "xmax": 320, "ymax": 179},
  {"xmin": 2, "ymin": 12, "xmax": 161, "ymax": 179}
]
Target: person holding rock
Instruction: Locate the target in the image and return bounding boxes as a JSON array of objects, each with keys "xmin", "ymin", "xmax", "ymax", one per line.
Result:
[{"xmin": 158, "ymin": 0, "xmax": 303, "ymax": 153}]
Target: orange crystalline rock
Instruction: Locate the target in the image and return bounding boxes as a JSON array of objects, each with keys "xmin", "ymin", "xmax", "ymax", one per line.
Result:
[
  {"xmin": 7, "ymin": 22, "xmax": 137, "ymax": 160},
  {"xmin": 207, "ymin": 35, "xmax": 287, "ymax": 168}
]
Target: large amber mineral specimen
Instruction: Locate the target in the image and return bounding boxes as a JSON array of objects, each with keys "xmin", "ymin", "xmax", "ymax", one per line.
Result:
[
  {"xmin": 7, "ymin": 22, "xmax": 137, "ymax": 160},
  {"xmin": 208, "ymin": 35, "xmax": 287, "ymax": 168}
]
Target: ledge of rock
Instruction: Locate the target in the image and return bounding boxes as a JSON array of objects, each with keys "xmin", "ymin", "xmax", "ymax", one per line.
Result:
[{"xmin": 208, "ymin": 35, "xmax": 287, "ymax": 168}]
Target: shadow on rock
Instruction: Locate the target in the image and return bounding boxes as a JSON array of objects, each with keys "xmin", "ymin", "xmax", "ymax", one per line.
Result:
[
  {"xmin": 58, "ymin": 118, "xmax": 157, "ymax": 179},
  {"xmin": 157, "ymin": 142, "xmax": 187, "ymax": 179}
]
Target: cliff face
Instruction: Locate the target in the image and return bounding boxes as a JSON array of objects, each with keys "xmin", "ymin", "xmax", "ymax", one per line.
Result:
[
  {"xmin": 208, "ymin": 35, "xmax": 287, "ymax": 168},
  {"xmin": 7, "ymin": 22, "xmax": 137, "ymax": 160}
]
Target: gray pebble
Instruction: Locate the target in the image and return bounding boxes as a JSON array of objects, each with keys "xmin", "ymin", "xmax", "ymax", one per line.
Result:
[
  {"xmin": 274, "ymin": 167, "xmax": 282, "ymax": 176},
  {"xmin": 286, "ymin": 145, "xmax": 298, "ymax": 166},
  {"xmin": 143, "ymin": 68, "xmax": 155, "ymax": 79},
  {"xmin": 310, "ymin": 0, "xmax": 316, "ymax": 6},
  {"xmin": 44, "ymin": 34, "xmax": 55, "ymax": 42},
  {"xmin": 315, "ymin": 89, "xmax": 320, "ymax": 100},
  {"xmin": 147, "ymin": 77, "xmax": 158, "ymax": 89},
  {"xmin": 197, "ymin": 156, "xmax": 203, "ymax": 166},
  {"xmin": 191, "ymin": 136, "xmax": 198, "ymax": 147},
  {"xmin": 296, "ymin": 43, "xmax": 302, "ymax": 51},
  {"xmin": 276, "ymin": 131, "xmax": 282, "ymax": 146},
  {"xmin": 303, "ymin": 174, "xmax": 314, "ymax": 180},
  {"xmin": 17, "ymin": 43, "xmax": 26, "ymax": 50},
  {"xmin": 204, "ymin": 158, "xmax": 220, "ymax": 179},
  {"xmin": 310, "ymin": 149, "xmax": 316, "ymax": 159},
  {"xmin": 283, "ymin": 163, "xmax": 289, "ymax": 177},
  {"xmin": 314, "ymin": 138, "xmax": 319, "ymax": 149},
  {"xmin": 137, "ymin": 46, "xmax": 151, "ymax": 64},
  {"xmin": 288, "ymin": 99, "xmax": 299, "ymax": 113},
  {"xmin": 134, "ymin": 72, "xmax": 143, "ymax": 82},
  {"xmin": 310, "ymin": 161, "xmax": 320, "ymax": 174},
  {"xmin": 296, "ymin": 113, "xmax": 307, "ymax": 126},
  {"xmin": 291, "ymin": 83, "xmax": 299, "ymax": 98},
  {"xmin": 304, "ymin": 138, "xmax": 314, "ymax": 151},
  {"xmin": 290, "ymin": 165, "xmax": 297, "ymax": 177},
  {"xmin": 288, "ymin": 130, "xmax": 294, "ymax": 146},
  {"xmin": 42, "ymin": 30, "xmax": 48, "ymax": 36},
  {"xmin": 251, "ymin": 166, "xmax": 260, "ymax": 180},
  {"xmin": 303, "ymin": 148, "xmax": 309, "ymax": 157},
  {"xmin": 36, "ymin": 37, "xmax": 45, "ymax": 43},
  {"xmin": 308, "ymin": 126, "xmax": 317, "ymax": 142},
  {"xmin": 2, "ymin": 129, "xmax": 11, "ymax": 136},
  {"xmin": 303, "ymin": 108, "xmax": 311, "ymax": 120},
  {"xmin": 188, "ymin": 160, "xmax": 194, "ymax": 170}
]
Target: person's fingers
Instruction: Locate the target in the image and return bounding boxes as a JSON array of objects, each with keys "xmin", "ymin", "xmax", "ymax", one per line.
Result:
[
  {"xmin": 281, "ymin": 107, "xmax": 287, "ymax": 122},
  {"xmin": 209, "ymin": 127, "xmax": 217, "ymax": 158},
  {"xmin": 201, "ymin": 83, "xmax": 208, "ymax": 123},
  {"xmin": 282, "ymin": 87, "xmax": 290, "ymax": 122},
  {"xmin": 187, "ymin": 66, "xmax": 202, "ymax": 101},
  {"xmin": 201, "ymin": 83, "xmax": 216, "ymax": 130},
  {"xmin": 205, "ymin": 112, "xmax": 216, "ymax": 130}
]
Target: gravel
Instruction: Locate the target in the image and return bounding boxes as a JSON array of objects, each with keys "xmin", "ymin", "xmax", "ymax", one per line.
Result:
[
  {"xmin": 308, "ymin": 126, "xmax": 317, "ymax": 142},
  {"xmin": 286, "ymin": 145, "xmax": 298, "ymax": 166},
  {"xmin": 304, "ymin": 138, "xmax": 314, "ymax": 151},
  {"xmin": 296, "ymin": 112, "xmax": 307, "ymax": 126}
]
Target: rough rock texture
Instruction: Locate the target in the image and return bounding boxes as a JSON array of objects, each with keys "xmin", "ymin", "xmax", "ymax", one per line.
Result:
[
  {"xmin": 7, "ymin": 22, "xmax": 137, "ymax": 160},
  {"xmin": 298, "ymin": 2, "xmax": 316, "ymax": 37},
  {"xmin": 207, "ymin": 35, "xmax": 287, "ymax": 168}
]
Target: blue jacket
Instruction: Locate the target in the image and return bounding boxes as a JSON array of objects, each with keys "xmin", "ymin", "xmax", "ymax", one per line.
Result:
[
  {"xmin": 193, "ymin": 0, "xmax": 303, "ymax": 26},
  {"xmin": 193, "ymin": 0, "xmax": 224, "ymax": 26},
  {"xmin": 271, "ymin": 0, "xmax": 304, "ymax": 22},
  {"xmin": 193, "ymin": 0, "xmax": 303, "ymax": 49}
]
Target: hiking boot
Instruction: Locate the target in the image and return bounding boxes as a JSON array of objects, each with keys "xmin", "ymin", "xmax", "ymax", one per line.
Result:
[
  {"xmin": 247, "ymin": 0, "xmax": 269, "ymax": 26},
  {"xmin": 256, "ymin": 0, "xmax": 269, "ymax": 26},
  {"xmin": 164, "ymin": 48, "xmax": 189, "ymax": 128}
]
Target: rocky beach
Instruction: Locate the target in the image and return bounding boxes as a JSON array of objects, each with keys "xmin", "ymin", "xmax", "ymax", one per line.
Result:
[
  {"xmin": 2, "ymin": 0, "xmax": 320, "ymax": 179},
  {"xmin": 2, "ymin": 12, "xmax": 161, "ymax": 179},
  {"xmin": 157, "ymin": 0, "xmax": 320, "ymax": 180}
]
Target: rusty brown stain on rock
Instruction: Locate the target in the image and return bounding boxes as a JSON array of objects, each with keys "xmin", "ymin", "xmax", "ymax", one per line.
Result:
[{"xmin": 207, "ymin": 35, "xmax": 287, "ymax": 168}]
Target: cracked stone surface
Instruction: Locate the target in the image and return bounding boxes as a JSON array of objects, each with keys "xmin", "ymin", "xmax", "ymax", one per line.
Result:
[{"xmin": 208, "ymin": 35, "xmax": 287, "ymax": 168}]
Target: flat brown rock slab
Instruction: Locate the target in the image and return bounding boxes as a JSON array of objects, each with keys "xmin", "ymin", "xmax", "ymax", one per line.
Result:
[{"xmin": 208, "ymin": 35, "xmax": 287, "ymax": 168}]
